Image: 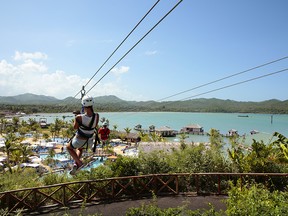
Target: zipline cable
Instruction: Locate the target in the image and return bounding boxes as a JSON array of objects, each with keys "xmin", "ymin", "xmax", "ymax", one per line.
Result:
[
  {"xmin": 158, "ymin": 55, "xmax": 288, "ymax": 102},
  {"xmin": 73, "ymin": 0, "xmax": 161, "ymax": 99},
  {"xmin": 180, "ymin": 68, "xmax": 288, "ymax": 101},
  {"xmin": 109, "ymin": 68, "xmax": 288, "ymax": 122},
  {"xmin": 85, "ymin": 0, "xmax": 183, "ymax": 95}
]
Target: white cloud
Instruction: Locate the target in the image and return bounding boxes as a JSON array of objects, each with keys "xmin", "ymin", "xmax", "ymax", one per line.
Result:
[
  {"xmin": 0, "ymin": 51, "xmax": 144, "ymax": 100},
  {"xmin": 14, "ymin": 51, "xmax": 48, "ymax": 61},
  {"xmin": 19, "ymin": 59, "xmax": 48, "ymax": 73},
  {"xmin": 0, "ymin": 52, "xmax": 86, "ymax": 99},
  {"xmin": 111, "ymin": 66, "xmax": 129, "ymax": 75}
]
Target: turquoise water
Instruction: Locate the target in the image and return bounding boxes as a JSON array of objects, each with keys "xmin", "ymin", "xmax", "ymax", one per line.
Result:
[
  {"xmin": 40, "ymin": 153, "xmax": 105, "ymax": 170},
  {"xmin": 82, "ymin": 157, "xmax": 107, "ymax": 170},
  {"xmin": 39, "ymin": 153, "xmax": 69, "ymax": 160},
  {"xmin": 21, "ymin": 112, "xmax": 288, "ymax": 144}
]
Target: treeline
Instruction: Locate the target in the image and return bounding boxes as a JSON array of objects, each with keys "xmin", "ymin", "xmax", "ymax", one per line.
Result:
[{"xmin": 1, "ymin": 97, "xmax": 288, "ymax": 114}]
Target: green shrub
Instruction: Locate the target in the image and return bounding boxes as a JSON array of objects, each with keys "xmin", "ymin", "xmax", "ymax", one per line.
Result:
[{"xmin": 225, "ymin": 182, "xmax": 288, "ymax": 215}]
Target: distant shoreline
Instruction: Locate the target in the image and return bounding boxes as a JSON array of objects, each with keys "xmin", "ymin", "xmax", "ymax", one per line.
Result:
[{"xmin": 1, "ymin": 95, "xmax": 288, "ymax": 114}]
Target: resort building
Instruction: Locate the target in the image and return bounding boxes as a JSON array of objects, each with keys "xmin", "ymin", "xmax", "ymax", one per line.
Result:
[
  {"xmin": 180, "ymin": 124, "xmax": 204, "ymax": 135},
  {"xmin": 227, "ymin": 129, "xmax": 239, "ymax": 137},
  {"xmin": 155, "ymin": 126, "xmax": 177, "ymax": 137}
]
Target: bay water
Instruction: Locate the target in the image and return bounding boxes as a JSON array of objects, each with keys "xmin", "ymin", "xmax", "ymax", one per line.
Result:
[{"xmin": 21, "ymin": 112, "xmax": 288, "ymax": 145}]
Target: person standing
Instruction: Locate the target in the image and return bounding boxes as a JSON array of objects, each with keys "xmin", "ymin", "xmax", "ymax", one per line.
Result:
[
  {"xmin": 66, "ymin": 95, "xmax": 99, "ymax": 175},
  {"xmin": 98, "ymin": 122, "xmax": 110, "ymax": 146}
]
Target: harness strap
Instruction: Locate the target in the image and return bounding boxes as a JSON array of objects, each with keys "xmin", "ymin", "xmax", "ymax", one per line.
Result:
[
  {"xmin": 77, "ymin": 113, "xmax": 96, "ymax": 138},
  {"xmin": 76, "ymin": 113, "xmax": 97, "ymax": 150},
  {"xmin": 93, "ymin": 129, "xmax": 101, "ymax": 153}
]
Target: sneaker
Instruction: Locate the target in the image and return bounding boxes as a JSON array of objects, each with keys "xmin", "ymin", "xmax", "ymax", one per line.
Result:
[
  {"xmin": 69, "ymin": 164, "xmax": 78, "ymax": 175},
  {"xmin": 69, "ymin": 163, "xmax": 85, "ymax": 175}
]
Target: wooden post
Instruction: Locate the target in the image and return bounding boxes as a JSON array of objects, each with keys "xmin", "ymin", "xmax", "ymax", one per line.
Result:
[
  {"xmin": 196, "ymin": 174, "xmax": 199, "ymax": 194},
  {"xmin": 175, "ymin": 176, "xmax": 179, "ymax": 194},
  {"xmin": 217, "ymin": 174, "xmax": 221, "ymax": 194}
]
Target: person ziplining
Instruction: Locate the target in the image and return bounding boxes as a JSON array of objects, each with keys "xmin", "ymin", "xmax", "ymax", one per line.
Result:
[{"xmin": 66, "ymin": 95, "xmax": 99, "ymax": 175}]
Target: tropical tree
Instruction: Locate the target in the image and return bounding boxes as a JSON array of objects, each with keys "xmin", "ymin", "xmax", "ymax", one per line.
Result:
[
  {"xmin": 0, "ymin": 118, "xmax": 8, "ymax": 134},
  {"xmin": 42, "ymin": 148, "xmax": 57, "ymax": 169},
  {"xmin": 124, "ymin": 127, "xmax": 132, "ymax": 144},
  {"xmin": 272, "ymin": 132, "xmax": 288, "ymax": 162},
  {"xmin": 11, "ymin": 117, "xmax": 20, "ymax": 132},
  {"xmin": 209, "ymin": 128, "xmax": 224, "ymax": 150},
  {"xmin": 138, "ymin": 130, "xmax": 149, "ymax": 142},
  {"xmin": 49, "ymin": 124, "xmax": 56, "ymax": 141},
  {"xmin": 112, "ymin": 124, "xmax": 118, "ymax": 131},
  {"xmin": 62, "ymin": 120, "xmax": 75, "ymax": 142},
  {"xmin": 179, "ymin": 133, "xmax": 188, "ymax": 150},
  {"xmin": 42, "ymin": 132, "xmax": 50, "ymax": 141},
  {"xmin": 227, "ymin": 145, "xmax": 246, "ymax": 172},
  {"xmin": 54, "ymin": 118, "xmax": 63, "ymax": 138},
  {"xmin": 3, "ymin": 133, "xmax": 18, "ymax": 172},
  {"xmin": 27, "ymin": 118, "xmax": 38, "ymax": 131},
  {"xmin": 18, "ymin": 144, "xmax": 33, "ymax": 163},
  {"xmin": 149, "ymin": 132, "xmax": 163, "ymax": 142},
  {"xmin": 18, "ymin": 125, "xmax": 29, "ymax": 137},
  {"xmin": 109, "ymin": 155, "xmax": 141, "ymax": 177}
]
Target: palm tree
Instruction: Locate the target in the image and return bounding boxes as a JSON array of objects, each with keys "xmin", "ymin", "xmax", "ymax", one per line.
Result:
[
  {"xmin": 27, "ymin": 118, "xmax": 38, "ymax": 131},
  {"xmin": 42, "ymin": 148, "xmax": 56, "ymax": 169},
  {"xmin": 124, "ymin": 127, "xmax": 131, "ymax": 144},
  {"xmin": 54, "ymin": 118, "xmax": 63, "ymax": 138},
  {"xmin": 12, "ymin": 117, "xmax": 20, "ymax": 132},
  {"xmin": 49, "ymin": 124, "xmax": 56, "ymax": 141},
  {"xmin": 3, "ymin": 133, "xmax": 18, "ymax": 172},
  {"xmin": 0, "ymin": 118, "xmax": 8, "ymax": 134},
  {"xmin": 18, "ymin": 144, "xmax": 33, "ymax": 163},
  {"xmin": 138, "ymin": 130, "xmax": 149, "ymax": 142},
  {"xmin": 112, "ymin": 124, "xmax": 118, "ymax": 131},
  {"xmin": 150, "ymin": 132, "xmax": 163, "ymax": 142}
]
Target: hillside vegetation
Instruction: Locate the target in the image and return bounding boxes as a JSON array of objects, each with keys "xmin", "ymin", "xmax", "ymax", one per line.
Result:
[{"xmin": 0, "ymin": 93, "xmax": 288, "ymax": 114}]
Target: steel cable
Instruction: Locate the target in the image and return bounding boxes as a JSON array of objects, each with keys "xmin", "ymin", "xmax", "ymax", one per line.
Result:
[
  {"xmin": 85, "ymin": 0, "xmax": 183, "ymax": 95},
  {"xmin": 73, "ymin": 0, "xmax": 161, "ymax": 99}
]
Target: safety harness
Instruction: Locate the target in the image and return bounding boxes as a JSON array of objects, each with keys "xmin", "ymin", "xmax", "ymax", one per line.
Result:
[{"xmin": 73, "ymin": 112, "xmax": 100, "ymax": 152}]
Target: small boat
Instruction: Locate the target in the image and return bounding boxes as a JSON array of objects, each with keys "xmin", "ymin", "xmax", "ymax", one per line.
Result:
[
  {"xmin": 39, "ymin": 118, "xmax": 48, "ymax": 128},
  {"xmin": 250, "ymin": 130, "xmax": 259, "ymax": 135},
  {"xmin": 238, "ymin": 115, "xmax": 249, "ymax": 117}
]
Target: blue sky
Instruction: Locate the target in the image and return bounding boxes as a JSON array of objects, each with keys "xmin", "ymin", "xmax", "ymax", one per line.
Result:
[{"xmin": 0, "ymin": 0, "xmax": 288, "ymax": 102}]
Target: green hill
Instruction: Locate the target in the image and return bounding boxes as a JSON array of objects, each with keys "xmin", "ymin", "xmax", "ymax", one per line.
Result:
[{"xmin": 0, "ymin": 94, "xmax": 287, "ymax": 114}]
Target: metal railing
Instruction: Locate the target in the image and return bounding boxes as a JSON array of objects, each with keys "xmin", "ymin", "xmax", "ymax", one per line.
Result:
[{"xmin": 0, "ymin": 173, "xmax": 287, "ymax": 214}]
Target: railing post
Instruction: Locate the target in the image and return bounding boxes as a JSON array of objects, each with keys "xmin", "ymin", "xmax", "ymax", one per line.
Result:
[
  {"xmin": 217, "ymin": 174, "xmax": 221, "ymax": 195},
  {"xmin": 196, "ymin": 174, "xmax": 199, "ymax": 194},
  {"xmin": 175, "ymin": 175, "xmax": 179, "ymax": 194},
  {"xmin": 111, "ymin": 179, "xmax": 115, "ymax": 199},
  {"xmin": 63, "ymin": 185, "xmax": 66, "ymax": 207},
  {"xmin": 240, "ymin": 174, "xmax": 243, "ymax": 191}
]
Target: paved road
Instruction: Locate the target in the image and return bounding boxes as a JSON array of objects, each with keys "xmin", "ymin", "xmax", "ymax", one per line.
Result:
[{"xmin": 40, "ymin": 195, "xmax": 228, "ymax": 216}]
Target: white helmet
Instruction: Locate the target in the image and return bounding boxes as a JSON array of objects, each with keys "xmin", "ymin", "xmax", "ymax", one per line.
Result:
[{"xmin": 81, "ymin": 95, "xmax": 94, "ymax": 107}]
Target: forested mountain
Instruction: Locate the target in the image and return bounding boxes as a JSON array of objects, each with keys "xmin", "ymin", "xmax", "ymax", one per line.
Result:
[{"xmin": 0, "ymin": 93, "xmax": 288, "ymax": 114}]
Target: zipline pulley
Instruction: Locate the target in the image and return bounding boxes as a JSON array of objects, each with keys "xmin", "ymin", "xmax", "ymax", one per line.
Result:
[{"xmin": 80, "ymin": 86, "xmax": 86, "ymax": 100}]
